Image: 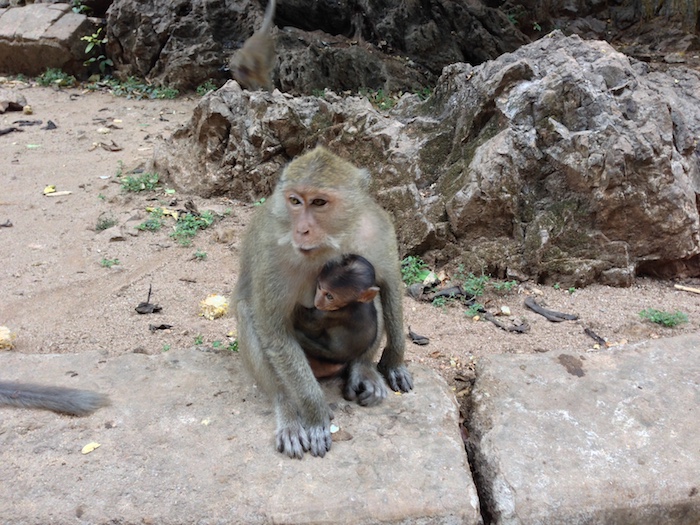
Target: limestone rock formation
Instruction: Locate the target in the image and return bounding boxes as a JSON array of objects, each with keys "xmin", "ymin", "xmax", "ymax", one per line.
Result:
[
  {"xmin": 154, "ymin": 31, "xmax": 700, "ymax": 286},
  {"xmin": 105, "ymin": 0, "xmax": 528, "ymax": 92}
]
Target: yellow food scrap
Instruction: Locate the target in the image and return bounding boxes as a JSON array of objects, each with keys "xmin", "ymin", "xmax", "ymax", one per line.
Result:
[
  {"xmin": 43, "ymin": 185, "xmax": 56, "ymax": 195},
  {"xmin": 0, "ymin": 326, "xmax": 16, "ymax": 350},
  {"xmin": 81, "ymin": 442, "xmax": 101, "ymax": 454},
  {"xmin": 200, "ymin": 294, "xmax": 229, "ymax": 320}
]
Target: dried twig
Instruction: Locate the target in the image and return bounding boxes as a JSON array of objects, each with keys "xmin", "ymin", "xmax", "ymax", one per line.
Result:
[{"xmin": 524, "ymin": 296, "xmax": 578, "ymax": 322}]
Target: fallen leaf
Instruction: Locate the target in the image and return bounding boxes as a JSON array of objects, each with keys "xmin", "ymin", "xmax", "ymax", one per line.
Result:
[{"xmin": 81, "ymin": 442, "xmax": 101, "ymax": 454}]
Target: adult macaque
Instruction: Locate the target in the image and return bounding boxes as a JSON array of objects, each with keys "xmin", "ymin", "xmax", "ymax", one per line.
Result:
[
  {"xmin": 234, "ymin": 146, "xmax": 413, "ymax": 459},
  {"xmin": 229, "ymin": 0, "xmax": 276, "ymax": 91},
  {"xmin": 294, "ymin": 254, "xmax": 380, "ymax": 380},
  {"xmin": 0, "ymin": 381, "xmax": 110, "ymax": 416}
]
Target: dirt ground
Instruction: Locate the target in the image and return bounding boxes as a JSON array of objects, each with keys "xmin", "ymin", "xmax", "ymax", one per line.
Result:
[{"xmin": 2, "ymin": 82, "xmax": 700, "ymax": 404}]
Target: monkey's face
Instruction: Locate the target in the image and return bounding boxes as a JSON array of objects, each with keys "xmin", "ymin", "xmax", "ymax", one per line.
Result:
[
  {"xmin": 284, "ymin": 188, "xmax": 344, "ymax": 255},
  {"xmin": 313, "ymin": 283, "xmax": 348, "ymax": 311}
]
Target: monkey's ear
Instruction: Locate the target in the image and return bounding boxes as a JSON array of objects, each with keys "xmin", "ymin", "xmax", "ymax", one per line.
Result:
[{"xmin": 357, "ymin": 286, "xmax": 380, "ymax": 303}]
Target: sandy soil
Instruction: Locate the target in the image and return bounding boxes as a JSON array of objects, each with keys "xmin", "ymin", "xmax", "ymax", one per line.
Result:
[{"xmin": 2, "ymin": 83, "xmax": 700, "ymax": 404}]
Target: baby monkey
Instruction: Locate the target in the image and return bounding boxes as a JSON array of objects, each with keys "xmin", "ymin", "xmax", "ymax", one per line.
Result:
[
  {"xmin": 229, "ymin": 0, "xmax": 276, "ymax": 90},
  {"xmin": 294, "ymin": 254, "xmax": 380, "ymax": 379}
]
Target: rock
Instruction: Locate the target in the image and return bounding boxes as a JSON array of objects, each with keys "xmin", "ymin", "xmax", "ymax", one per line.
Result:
[
  {"xmin": 0, "ymin": 87, "xmax": 26, "ymax": 112},
  {"xmin": 0, "ymin": 3, "xmax": 98, "ymax": 77},
  {"xmin": 154, "ymin": 32, "xmax": 700, "ymax": 286},
  {"xmin": 466, "ymin": 333, "xmax": 700, "ymax": 524},
  {"xmin": 105, "ymin": 0, "xmax": 529, "ymax": 92},
  {"xmin": 0, "ymin": 348, "xmax": 480, "ymax": 524}
]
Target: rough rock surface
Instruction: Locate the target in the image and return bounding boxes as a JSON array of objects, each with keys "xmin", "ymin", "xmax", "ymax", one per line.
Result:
[
  {"xmin": 0, "ymin": 349, "xmax": 480, "ymax": 524},
  {"xmin": 105, "ymin": 0, "xmax": 528, "ymax": 92},
  {"xmin": 465, "ymin": 333, "xmax": 700, "ymax": 525},
  {"xmin": 154, "ymin": 31, "xmax": 700, "ymax": 286},
  {"xmin": 0, "ymin": 3, "xmax": 97, "ymax": 77}
]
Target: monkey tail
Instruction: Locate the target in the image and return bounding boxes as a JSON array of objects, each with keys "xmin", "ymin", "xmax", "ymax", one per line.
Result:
[
  {"xmin": 0, "ymin": 381, "xmax": 110, "ymax": 416},
  {"xmin": 260, "ymin": 0, "xmax": 277, "ymax": 34}
]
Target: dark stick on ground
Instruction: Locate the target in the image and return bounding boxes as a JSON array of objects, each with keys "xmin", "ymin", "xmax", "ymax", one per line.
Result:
[{"xmin": 524, "ymin": 296, "xmax": 579, "ymax": 322}]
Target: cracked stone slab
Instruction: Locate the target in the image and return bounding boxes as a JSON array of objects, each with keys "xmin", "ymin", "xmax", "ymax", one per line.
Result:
[
  {"xmin": 467, "ymin": 333, "xmax": 700, "ymax": 525},
  {"xmin": 0, "ymin": 348, "xmax": 480, "ymax": 524}
]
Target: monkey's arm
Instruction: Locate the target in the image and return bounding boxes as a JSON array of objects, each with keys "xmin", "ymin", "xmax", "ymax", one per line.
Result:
[
  {"xmin": 239, "ymin": 296, "xmax": 332, "ymax": 459},
  {"xmin": 0, "ymin": 381, "xmax": 110, "ymax": 416},
  {"xmin": 371, "ymin": 211, "xmax": 414, "ymax": 393},
  {"xmin": 376, "ymin": 269, "xmax": 414, "ymax": 393}
]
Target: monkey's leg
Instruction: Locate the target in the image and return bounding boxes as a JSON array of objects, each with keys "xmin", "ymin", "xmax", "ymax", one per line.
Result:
[
  {"xmin": 343, "ymin": 358, "xmax": 388, "ymax": 407},
  {"xmin": 377, "ymin": 275, "xmax": 414, "ymax": 393}
]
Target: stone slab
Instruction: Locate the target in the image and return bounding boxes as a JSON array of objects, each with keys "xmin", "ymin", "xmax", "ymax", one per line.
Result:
[
  {"xmin": 0, "ymin": 348, "xmax": 480, "ymax": 525},
  {"xmin": 0, "ymin": 4, "xmax": 92, "ymax": 76},
  {"xmin": 467, "ymin": 333, "xmax": 700, "ymax": 525},
  {"xmin": 0, "ymin": 3, "xmax": 67, "ymax": 40}
]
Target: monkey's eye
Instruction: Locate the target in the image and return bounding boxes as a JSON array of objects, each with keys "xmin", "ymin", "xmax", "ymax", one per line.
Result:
[
  {"xmin": 311, "ymin": 198, "xmax": 327, "ymax": 207},
  {"xmin": 325, "ymin": 292, "xmax": 333, "ymax": 301},
  {"xmin": 289, "ymin": 196, "xmax": 302, "ymax": 206}
]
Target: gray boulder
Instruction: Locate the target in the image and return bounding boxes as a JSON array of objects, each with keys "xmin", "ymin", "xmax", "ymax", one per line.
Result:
[{"xmin": 154, "ymin": 31, "xmax": 700, "ymax": 286}]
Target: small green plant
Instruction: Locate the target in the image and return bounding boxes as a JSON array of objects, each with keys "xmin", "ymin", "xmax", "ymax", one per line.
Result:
[
  {"xmin": 81, "ymin": 27, "xmax": 113, "ymax": 75},
  {"xmin": 553, "ymin": 283, "xmax": 561, "ymax": 290},
  {"xmin": 360, "ymin": 88, "xmax": 397, "ymax": 110},
  {"xmin": 71, "ymin": 0, "xmax": 91, "ymax": 14},
  {"xmin": 212, "ymin": 340, "xmax": 223, "ymax": 349},
  {"xmin": 37, "ymin": 68, "xmax": 76, "ymax": 88},
  {"xmin": 432, "ymin": 296, "xmax": 447, "ymax": 308},
  {"xmin": 401, "ymin": 255, "xmax": 430, "ymax": 285},
  {"xmin": 492, "ymin": 280, "xmax": 518, "ymax": 294},
  {"xmin": 136, "ymin": 208, "xmax": 164, "ymax": 232},
  {"xmin": 121, "ymin": 172, "xmax": 160, "ymax": 192},
  {"xmin": 253, "ymin": 197, "xmax": 266, "ymax": 206},
  {"xmin": 413, "ymin": 87, "xmax": 433, "ymax": 101},
  {"xmin": 568, "ymin": 287, "xmax": 576, "ymax": 294},
  {"xmin": 171, "ymin": 211, "xmax": 215, "ymax": 246},
  {"xmin": 461, "ymin": 273, "xmax": 490, "ymax": 298},
  {"xmin": 194, "ymin": 335, "xmax": 204, "ymax": 345},
  {"xmin": 465, "ymin": 303, "xmax": 484, "ymax": 318},
  {"xmin": 100, "ymin": 257, "xmax": 120, "ymax": 268},
  {"xmin": 162, "ymin": 344, "xmax": 171, "ymax": 352},
  {"xmin": 228, "ymin": 340, "xmax": 239, "ymax": 352},
  {"xmin": 432, "ymin": 295, "xmax": 457, "ymax": 308},
  {"xmin": 533, "ymin": 22, "xmax": 542, "ymax": 31},
  {"xmin": 98, "ymin": 193, "xmax": 106, "ymax": 201},
  {"xmin": 638, "ymin": 309, "xmax": 688, "ymax": 328},
  {"xmin": 96, "ymin": 214, "xmax": 118, "ymax": 231},
  {"xmin": 88, "ymin": 77, "xmax": 179, "ymax": 100},
  {"xmin": 196, "ymin": 80, "xmax": 218, "ymax": 96},
  {"xmin": 194, "ymin": 250, "xmax": 208, "ymax": 261}
]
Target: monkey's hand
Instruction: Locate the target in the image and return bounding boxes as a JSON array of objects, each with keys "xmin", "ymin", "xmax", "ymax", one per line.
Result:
[
  {"xmin": 344, "ymin": 362, "xmax": 388, "ymax": 407},
  {"xmin": 276, "ymin": 420, "xmax": 310, "ymax": 460},
  {"xmin": 378, "ymin": 363, "xmax": 414, "ymax": 393},
  {"xmin": 276, "ymin": 412, "xmax": 332, "ymax": 459}
]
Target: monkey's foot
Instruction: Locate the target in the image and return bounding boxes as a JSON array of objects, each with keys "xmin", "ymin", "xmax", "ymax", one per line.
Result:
[
  {"xmin": 344, "ymin": 364, "xmax": 388, "ymax": 407},
  {"xmin": 379, "ymin": 363, "xmax": 414, "ymax": 393}
]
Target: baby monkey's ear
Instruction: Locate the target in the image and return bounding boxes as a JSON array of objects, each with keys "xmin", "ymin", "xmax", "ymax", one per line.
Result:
[{"xmin": 357, "ymin": 286, "xmax": 380, "ymax": 303}]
